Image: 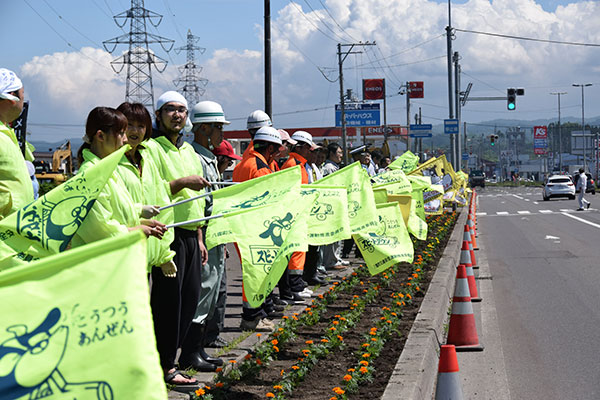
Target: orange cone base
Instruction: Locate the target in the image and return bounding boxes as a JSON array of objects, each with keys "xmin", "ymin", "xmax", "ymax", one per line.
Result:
[
  {"xmin": 448, "ymin": 315, "xmax": 484, "ymax": 351},
  {"xmin": 454, "ymin": 343, "xmax": 485, "ymax": 352}
]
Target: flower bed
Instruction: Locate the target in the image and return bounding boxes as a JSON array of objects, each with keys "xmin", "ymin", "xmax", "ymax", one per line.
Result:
[{"xmin": 191, "ymin": 210, "xmax": 458, "ymax": 400}]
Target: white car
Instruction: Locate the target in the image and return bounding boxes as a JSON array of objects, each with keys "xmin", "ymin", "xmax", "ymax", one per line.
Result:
[{"xmin": 543, "ymin": 175, "xmax": 575, "ymax": 201}]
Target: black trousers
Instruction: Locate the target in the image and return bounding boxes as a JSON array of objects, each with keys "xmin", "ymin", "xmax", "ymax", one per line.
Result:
[
  {"xmin": 303, "ymin": 245, "xmax": 320, "ymax": 280},
  {"xmin": 277, "ymin": 267, "xmax": 292, "ymax": 299},
  {"xmin": 150, "ymin": 227, "xmax": 203, "ymax": 371}
]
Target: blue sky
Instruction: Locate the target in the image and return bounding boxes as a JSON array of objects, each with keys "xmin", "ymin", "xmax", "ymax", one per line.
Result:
[{"xmin": 2, "ymin": 0, "xmax": 598, "ymax": 141}]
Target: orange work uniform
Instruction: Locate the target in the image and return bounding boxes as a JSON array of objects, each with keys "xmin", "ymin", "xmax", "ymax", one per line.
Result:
[{"xmin": 280, "ymin": 152, "xmax": 309, "ymax": 278}]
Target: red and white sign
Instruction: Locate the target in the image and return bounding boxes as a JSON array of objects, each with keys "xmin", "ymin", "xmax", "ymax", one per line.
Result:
[
  {"xmin": 408, "ymin": 81, "xmax": 424, "ymax": 98},
  {"xmin": 363, "ymin": 79, "xmax": 385, "ymax": 100},
  {"xmin": 533, "ymin": 126, "xmax": 547, "ymax": 139}
]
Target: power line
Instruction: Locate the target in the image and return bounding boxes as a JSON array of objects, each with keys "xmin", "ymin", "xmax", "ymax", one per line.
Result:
[
  {"xmin": 41, "ymin": 0, "xmax": 103, "ymax": 47},
  {"xmin": 454, "ymin": 28, "xmax": 600, "ymax": 47},
  {"xmin": 460, "ymin": 71, "xmax": 504, "ymax": 93},
  {"xmin": 302, "ymin": 0, "xmax": 349, "ymax": 42},
  {"xmin": 317, "ymin": 0, "xmax": 360, "ymax": 43},
  {"xmin": 287, "ymin": 1, "xmax": 340, "ymax": 43},
  {"xmin": 352, "ymin": 34, "xmax": 445, "ymax": 68}
]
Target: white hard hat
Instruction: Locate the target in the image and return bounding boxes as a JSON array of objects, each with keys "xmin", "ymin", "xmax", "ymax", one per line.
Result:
[
  {"xmin": 253, "ymin": 126, "xmax": 282, "ymax": 145},
  {"xmin": 191, "ymin": 101, "xmax": 231, "ymax": 125},
  {"xmin": 291, "ymin": 131, "xmax": 314, "ymax": 146},
  {"xmin": 247, "ymin": 110, "xmax": 272, "ymax": 130}
]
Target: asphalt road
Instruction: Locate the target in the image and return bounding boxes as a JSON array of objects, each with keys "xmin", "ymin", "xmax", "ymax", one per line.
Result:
[{"xmin": 476, "ymin": 185, "xmax": 600, "ymax": 400}]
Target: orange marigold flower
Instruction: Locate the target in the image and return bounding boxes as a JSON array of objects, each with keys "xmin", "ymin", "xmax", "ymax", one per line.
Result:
[
  {"xmin": 360, "ymin": 281, "xmax": 364, "ymax": 285},
  {"xmin": 282, "ymin": 316, "xmax": 289, "ymax": 320},
  {"xmin": 406, "ymin": 294, "xmax": 412, "ymax": 299},
  {"xmin": 407, "ymin": 277, "xmax": 412, "ymax": 281},
  {"xmin": 256, "ymin": 359, "xmax": 263, "ymax": 365},
  {"xmin": 391, "ymin": 312, "xmax": 397, "ymax": 316},
  {"xmin": 229, "ymin": 360, "xmax": 237, "ymax": 364},
  {"xmin": 195, "ymin": 388, "xmax": 206, "ymax": 396},
  {"xmin": 318, "ymin": 294, "xmax": 324, "ymax": 299},
  {"xmin": 321, "ymin": 338, "xmax": 329, "ymax": 343},
  {"xmin": 416, "ymin": 286, "xmax": 420, "ymax": 291},
  {"xmin": 302, "ymin": 349, "xmax": 310, "ymax": 354},
  {"xmin": 362, "ymin": 353, "xmax": 371, "ymax": 358},
  {"xmin": 352, "ymin": 272, "xmax": 357, "ymax": 276},
  {"xmin": 407, "ymin": 282, "xmax": 412, "ymax": 286},
  {"xmin": 333, "ymin": 321, "xmax": 339, "ymax": 325},
  {"xmin": 266, "ymin": 393, "xmax": 275, "ymax": 398},
  {"xmin": 371, "ymin": 337, "xmax": 377, "ymax": 341},
  {"xmin": 273, "ymin": 385, "xmax": 283, "ymax": 390},
  {"xmin": 343, "ymin": 374, "xmax": 352, "ymax": 381},
  {"xmin": 292, "ymin": 365, "xmax": 300, "ymax": 370},
  {"xmin": 380, "ymin": 316, "xmax": 386, "ymax": 320},
  {"xmin": 412, "ymin": 273, "xmax": 419, "ymax": 278},
  {"xmin": 386, "ymin": 320, "xmax": 392, "ymax": 324},
  {"xmin": 332, "ymin": 387, "xmax": 345, "ymax": 395},
  {"xmin": 215, "ymin": 367, "xmax": 223, "ymax": 373},
  {"xmin": 292, "ymin": 316, "xmax": 298, "ymax": 321},
  {"xmin": 245, "ymin": 354, "xmax": 252, "ymax": 360},
  {"xmin": 396, "ymin": 301, "xmax": 402, "ymax": 306},
  {"xmin": 215, "ymin": 382, "xmax": 224, "ymax": 388},
  {"xmin": 305, "ymin": 340, "xmax": 314, "ymax": 345},
  {"xmin": 339, "ymin": 317, "xmax": 346, "ymax": 321},
  {"xmin": 347, "ymin": 368, "xmax": 355, "ymax": 372},
  {"xmin": 329, "ymin": 327, "xmax": 336, "ymax": 331},
  {"xmin": 204, "ymin": 386, "xmax": 211, "ymax": 390},
  {"xmin": 271, "ymin": 339, "xmax": 279, "ymax": 345},
  {"xmin": 337, "ymin": 335, "xmax": 344, "ymax": 341},
  {"xmin": 330, "ymin": 397, "xmax": 338, "ymax": 400},
  {"xmin": 278, "ymin": 327, "xmax": 284, "ymax": 332},
  {"xmin": 360, "ymin": 360, "xmax": 369, "ymax": 366},
  {"xmin": 273, "ymin": 346, "xmax": 279, "ymax": 352},
  {"xmin": 256, "ymin": 333, "xmax": 262, "ymax": 338},
  {"xmin": 362, "ymin": 343, "xmax": 370, "ymax": 347},
  {"xmin": 360, "ymin": 366, "xmax": 368, "ymax": 374},
  {"xmin": 280, "ymin": 369, "xmax": 285, "ymax": 376}
]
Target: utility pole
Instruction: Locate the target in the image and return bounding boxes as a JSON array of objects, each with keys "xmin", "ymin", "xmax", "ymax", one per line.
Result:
[
  {"xmin": 550, "ymin": 92, "xmax": 566, "ymax": 172},
  {"xmin": 337, "ymin": 42, "xmax": 375, "ymax": 165},
  {"xmin": 453, "ymin": 51, "xmax": 462, "ymax": 171},
  {"xmin": 103, "ymin": 0, "xmax": 174, "ymax": 112},
  {"xmin": 173, "ymin": 30, "xmax": 208, "ymax": 107},
  {"xmin": 399, "ymin": 82, "xmax": 412, "ymax": 153},
  {"xmin": 572, "ymin": 83, "xmax": 592, "ymax": 170},
  {"xmin": 264, "ymin": 0, "xmax": 272, "ymax": 118},
  {"xmin": 446, "ymin": 0, "xmax": 455, "ymax": 169}
]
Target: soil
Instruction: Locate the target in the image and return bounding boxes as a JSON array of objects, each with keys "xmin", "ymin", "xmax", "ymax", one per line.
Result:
[{"xmin": 213, "ymin": 212, "xmax": 456, "ymax": 400}]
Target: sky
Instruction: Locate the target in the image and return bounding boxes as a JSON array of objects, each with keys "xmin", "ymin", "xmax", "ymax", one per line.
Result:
[{"xmin": 2, "ymin": 0, "xmax": 599, "ymax": 142}]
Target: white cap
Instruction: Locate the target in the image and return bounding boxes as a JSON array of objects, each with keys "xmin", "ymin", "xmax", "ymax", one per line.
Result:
[
  {"xmin": 291, "ymin": 130, "xmax": 320, "ymax": 149},
  {"xmin": 247, "ymin": 110, "xmax": 272, "ymax": 130},
  {"xmin": 253, "ymin": 126, "xmax": 282, "ymax": 145},
  {"xmin": 0, "ymin": 68, "xmax": 23, "ymax": 101},
  {"xmin": 156, "ymin": 90, "xmax": 188, "ymax": 110},
  {"xmin": 278, "ymin": 129, "xmax": 297, "ymax": 145},
  {"xmin": 190, "ymin": 100, "xmax": 231, "ymax": 125}
]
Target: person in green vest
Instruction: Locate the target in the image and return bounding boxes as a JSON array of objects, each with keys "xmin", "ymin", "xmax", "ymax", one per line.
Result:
[
  {"xmin": 72, "ymin": 106, "xmax": 167, "ymax": 246},
  {"xmin": 0, "ymin": 68, "xmax": 33, "ymax": 219},
  {"xmin": 116, "ymin": 102, "xmax": 177, "ymax": 277}
]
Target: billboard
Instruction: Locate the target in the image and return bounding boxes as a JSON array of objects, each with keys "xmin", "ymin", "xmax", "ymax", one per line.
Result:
[
  {"xmin": 335, "ymin": 103, "xmax": 380, "ymax": 127},
  {"xmin": 533, "ymin": 126, "xmax": 547, "ymax": 155},
  {"xmin": 408, "ymin": 81, "xmax": 424, "ymax": 98},
  {"xmin": 363, "ymin": 79, "xmax": 385, "ymax": 100}
]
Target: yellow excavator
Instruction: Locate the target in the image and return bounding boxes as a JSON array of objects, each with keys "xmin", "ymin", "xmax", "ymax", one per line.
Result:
[{"xmin": 34, "ymin": 141, "xmax": 72, "ymax": 184}]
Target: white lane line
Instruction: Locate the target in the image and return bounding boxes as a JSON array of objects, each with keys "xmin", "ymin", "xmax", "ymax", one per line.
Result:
[
  {"xmin": 560, "ymin": 209, "xmax": 572, "ymax": 212},
  {"xmin": 561, "ymin": 212, "xmax": 600, "ymax": 229},
  {"xmin": 517, "ymin": 211, "xmax": 530, "ymax": 214},
  {"xmin": 540, "ymin": 210, "xmax": 553, "ymax": 214},
  {"xmin": 497, "ymin": 211, "xmax": 509, "ymax": 215},
  {"xmin": 476, "ymin": 212, "xmax": 487, "ymax": 216},
  {"xmin": 512, "ymin": 195, "xmax": 524, "ymax": 199},
  {"xmin": 524, "ymin": 199, "xmax": 530, "ymax": 202},
  {"xmin": 533, "ymin": 202, "xmax": 539, "ymax": 205}
]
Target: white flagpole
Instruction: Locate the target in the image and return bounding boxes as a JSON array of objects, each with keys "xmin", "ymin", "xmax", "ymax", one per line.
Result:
[{"xmin": 166, "ymin": 213, "xmax": 224, "ymax": 229}]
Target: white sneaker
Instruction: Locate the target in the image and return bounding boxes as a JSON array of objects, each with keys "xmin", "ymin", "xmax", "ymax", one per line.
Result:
[
  {"xmin": 240, "ymin": 317, "xmax": 274, "ymax": 332},
  {"xmin": 340, "ymin": 260, "xmax": 350, "ymax": 266},
  {"xmin": 298, "ymin": 289, "xmax": 313, "ymax": 298},
  {"xmin": 303, "ymin": 287, "xmax": 314, "ymax": 294}
]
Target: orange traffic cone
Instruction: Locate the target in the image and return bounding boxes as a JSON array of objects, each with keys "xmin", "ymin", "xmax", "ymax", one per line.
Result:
[
  {"xmin": 463, "ymin": 225, "xmax": 478, "ymax": 268},
  {"xmin": 459, "ymin": 240, "xmax": 473, "ymax": 269},
  {"xmin": 464, "ymin": 263, "xmax": 481, "ymax": 302},
  {"xmin": 435, "ymin": 345, "xmax": 464, "ymax": 400},
  {"xmin": 447, "ymin": 265, "xmax": 484, "ymax": 351}
]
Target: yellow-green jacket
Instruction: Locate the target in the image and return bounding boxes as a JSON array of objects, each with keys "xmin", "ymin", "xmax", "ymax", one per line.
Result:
[
  {"xmin": 71, "ymin": 148, "xmax": 139, "ymax": 247},
  {"xmin": 144, "ymin": 136, "xmax": 205, "ymax": 230},
  {"xmin": 117, "ymin": 146, "xmax": 175, "ymax": 269},
  {"xmin": 0, "ymin": 121, "xmax": 34, "ymax": 219}
]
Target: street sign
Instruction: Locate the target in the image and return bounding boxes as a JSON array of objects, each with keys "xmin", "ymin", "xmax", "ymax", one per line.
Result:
[
  {"xmin": 444, "ymin": 119, "xmax": 459, "ymax": 134},
  {"xmin": 408, "ymin": 81, "xmax": 424, "ymax": 98},
  {"xmin": 335, "ymin": 103, "xmax": 380, "ymax": 127},
  {"xmin": 533, "ymin": 126, "xmax": 548, "ymax": 155},
  {"xmin": 362, "ymin": 79, "xmax": 385, "ymax": 100},
  {"xmin": 409, "ymin": 124, "xmax": 432, "ymax": 138},
  {"xmin": 462, "ymin": 153, "xmax": 469, "ymax": 160}
]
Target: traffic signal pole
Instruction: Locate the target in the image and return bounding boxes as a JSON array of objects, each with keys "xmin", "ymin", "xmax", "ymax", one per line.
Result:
[{"xmin": 446, "ymin": 0, "xmax": 455, "ymax": 170}]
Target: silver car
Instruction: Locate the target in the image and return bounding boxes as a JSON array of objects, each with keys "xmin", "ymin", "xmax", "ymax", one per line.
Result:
[{"xmin": 543, "ymin": 175, "xmax": 575, "ymax": 201}]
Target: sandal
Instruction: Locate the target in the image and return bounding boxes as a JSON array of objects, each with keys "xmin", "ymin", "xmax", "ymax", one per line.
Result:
[{"xmin": 164, "ymin": 369, "xmax": 198, "ymax": 387}]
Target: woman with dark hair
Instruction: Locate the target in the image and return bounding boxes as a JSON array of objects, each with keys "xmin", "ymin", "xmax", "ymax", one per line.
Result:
[
  {"xmin": 116, "ymin": 102, "xmax": 177, "ymax": 278},
  {"xmin": 72, "ymin": 106, "xmax": 166, "ymax": 246}
]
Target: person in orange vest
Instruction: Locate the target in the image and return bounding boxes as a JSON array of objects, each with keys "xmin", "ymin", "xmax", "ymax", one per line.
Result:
[
  {"xmin": 232, "ymin": 126, "xmax": 286, "ymax": 331},
  {"xmin": 280, "ymin": 131, "xmax": 320, "ymax": 299}
]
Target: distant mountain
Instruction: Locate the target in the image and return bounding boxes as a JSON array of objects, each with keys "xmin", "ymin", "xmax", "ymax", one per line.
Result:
[{"xmin": 31, "ymin": 138, "xmax": 84, "ymax": 154}]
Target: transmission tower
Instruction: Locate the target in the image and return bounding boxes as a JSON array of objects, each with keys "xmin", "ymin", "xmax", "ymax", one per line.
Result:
[
  {"xmin": 103, "ymin": 0, "xmax": 174, "ymax": 112},
  {"xmin": 173, "ymin": 29, "xmax": 208, "ymax": 107}
]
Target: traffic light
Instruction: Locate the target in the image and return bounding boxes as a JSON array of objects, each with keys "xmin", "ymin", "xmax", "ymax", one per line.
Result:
[
  {"xmin": 490, "ymin": 134, "xmax": 499, "ymax": 145},
  {"xmin": 507, "ymin": 88, "xmax": 516, "ymax": 110}
]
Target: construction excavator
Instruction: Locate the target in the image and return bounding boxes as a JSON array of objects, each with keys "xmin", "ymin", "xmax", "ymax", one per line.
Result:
[{"xmin": 34, "ymin": 141, "xmax": 73, "ymax": 184}]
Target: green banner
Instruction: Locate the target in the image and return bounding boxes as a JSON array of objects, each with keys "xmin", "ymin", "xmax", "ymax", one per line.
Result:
[
  {"xmin": 212, "ymin": 166, "xmax": 302, "ymax": 216},
  {"xmin": 387, "ymin": 151, "xmax": 419, "ymax": 173},
  {"xmin": 206, "ymin": 193, "xmax": 317, "ymax": 308},
  {"xmin": 316, "ymin": 162, "xmax": 378, "ymax": 234},
  {"xmin": 0, "ymin": 231, "xmax": 167, "ymax": 399},
  {"xmin": 407, "ymin": 191, "xmax": 428, "ymax": 240},
  {"xmin": 352, "ymin": 202, "xmax": 414, "ymax": 276},
  {"xmin": 0, "ymin": 146, "xmax": 129, "ymax": 271},
  {"xmin": 372, "ymin": 187, "xmax": 389, "ymax": 204},
  {"xmin": 300, "ymin": 185, "xmax": 351, "ymax": 245}
]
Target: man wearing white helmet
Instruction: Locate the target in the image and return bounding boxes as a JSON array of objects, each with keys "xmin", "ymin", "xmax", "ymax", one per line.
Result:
[
  {"xmin": 232, "ymin": 126, "xmax": 284, "ymax": 331},
  {"xmin": 280, "ymin": 131, "xmax": 318, "ymax": 299},
  {"xmin": 143, "ymin": 90, "xmax": 212, "ymax": 386},
  {"xmin": 177, "ymin": 101, "xmax": 232, "ymax": 372},
  {"xmin": 0, "ymin": 68, "xmax": 33, "ymax": 219},
  {"xmin": 242, "ymin": 110, "xmax": 272, "ymax": 161}
]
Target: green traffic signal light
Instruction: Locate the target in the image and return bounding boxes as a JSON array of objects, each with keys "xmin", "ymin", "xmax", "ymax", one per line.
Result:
[
  {"xmin": 507, "ymin": 103, "xmax": 515, "ymax": 110},
  {"xmin": 507, "ymin": 88, "xmax": 517, "ymax": 110}
]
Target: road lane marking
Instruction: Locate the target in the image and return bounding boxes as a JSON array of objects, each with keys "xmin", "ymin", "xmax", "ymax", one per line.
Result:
[
  {"xmin": 517, "ymin": 211, "xmax": 530, "ymax": 214},
  {"xmin": 533, "ymin": 201, "xmax": 539, "ymax": 204},
  {"xmin": 476, "ymin": 212, "xmax": 487, "ymax": 216},
  {"xmin": 497, "ymin": 212, "xmax": 509, "ymax": 215},
  {"xmin": 561, "ymin": 212, "xmax": 600, "ymax": 229},
  {"xmin": 559, "ymin": 209, "xmax": 572, "ymax": 212},
  {"xmin": 540, "ymin": 210, "xmax": 553, "ymax": 214},
  {"xmin": 512, "ymin": 195, "xmax": 524, "ymax": 199}
]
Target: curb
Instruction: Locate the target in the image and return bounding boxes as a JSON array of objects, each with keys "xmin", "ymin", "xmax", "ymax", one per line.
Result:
[{"xmin": 381, "ymin": 209, "xmax": 468, "ymax": 400}]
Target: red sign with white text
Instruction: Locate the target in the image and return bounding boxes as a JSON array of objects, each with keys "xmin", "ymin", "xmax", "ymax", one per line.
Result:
[
  {"xmin": 408, "ymin": 81, "xmax": 424, "ymax": 98},
  {"xmin": 363, "ymin": 79, "xmax": 385, "ymax": 100}
]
